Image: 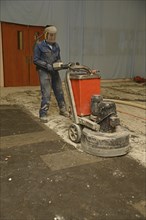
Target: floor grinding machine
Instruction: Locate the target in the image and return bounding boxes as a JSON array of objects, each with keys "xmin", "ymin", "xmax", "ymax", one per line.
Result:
[{"xmin": 54, "ymin": 62, "xmax": 130, "ymax": 157}]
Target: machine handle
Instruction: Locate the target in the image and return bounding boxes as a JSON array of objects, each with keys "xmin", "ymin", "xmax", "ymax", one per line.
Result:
[{"xmin": 61, "ymin": 62, "xmax": 94, "ymax": 75}]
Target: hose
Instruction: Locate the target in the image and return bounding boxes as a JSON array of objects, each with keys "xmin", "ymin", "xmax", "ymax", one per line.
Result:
[
  {"xmin": 103, "ymin": 99, "xmax": 146, "ymax": 110},
  {"xmin": 117, "ymin": 110, "xmax": 146, "ymax": 120}
]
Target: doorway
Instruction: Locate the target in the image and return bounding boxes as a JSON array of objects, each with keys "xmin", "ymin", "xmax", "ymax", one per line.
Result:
[{"xmin": 1, "ymin": 22, "xmax": 44, "ymax": 86}]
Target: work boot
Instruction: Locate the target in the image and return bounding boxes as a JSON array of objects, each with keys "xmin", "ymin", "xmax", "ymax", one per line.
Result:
[
  {"xmin": 39, "ymin": 103, "xmax": 49, "ymax": 123},
  {"xmin": 59, "ymin": 107, "xmax": 69, "ymax": 117},
  {"xmin": 40, "ymin": 116, "xmax": 48, "ymax": 123}
]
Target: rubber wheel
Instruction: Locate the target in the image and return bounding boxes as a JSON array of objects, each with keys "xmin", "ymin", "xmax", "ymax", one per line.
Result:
[{"xmin": 68, "ymin": 123, "xmax": 82, "ymax": 143}]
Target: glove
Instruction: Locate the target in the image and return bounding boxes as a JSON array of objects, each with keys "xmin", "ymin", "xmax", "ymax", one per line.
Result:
[{"xmin": 47, "ymin": 64, "xmax": 53, "ymax": 72}]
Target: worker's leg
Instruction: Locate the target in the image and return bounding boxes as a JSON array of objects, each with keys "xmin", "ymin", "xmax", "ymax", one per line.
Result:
[
  {"xmin": 38, "ymin": 69, "xmax": 51, "ymax": 121},
  {"xmin": 51, "ymin": 71, "xmax": 69, "ymax": 117}
]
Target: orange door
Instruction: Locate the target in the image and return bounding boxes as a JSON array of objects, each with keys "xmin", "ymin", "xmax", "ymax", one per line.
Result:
[
  {"xmin": 2, "ymin": 22, "xmax": 44, "ymax": 86},
  {"xmin": 2, "ymin": 23, "xmax": 29, "ymax": 86}
]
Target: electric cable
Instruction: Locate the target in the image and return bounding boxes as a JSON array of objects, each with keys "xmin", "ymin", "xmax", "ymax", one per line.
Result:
[{"xmin": 103, "ymin": 99, "xmax": 146, "ymax": 110}]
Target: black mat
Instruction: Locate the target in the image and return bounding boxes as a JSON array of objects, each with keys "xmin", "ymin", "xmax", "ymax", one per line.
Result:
[
  {"xmin": 0, "ymin": 140, "xmax": 145, "ymax": 220},
  {"xmin": 0, "ymin": 105, "xmax": 44, "ymax": 137}
]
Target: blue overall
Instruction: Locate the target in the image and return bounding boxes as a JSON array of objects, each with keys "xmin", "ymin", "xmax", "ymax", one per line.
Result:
[{"xmin": 33, "ymin": 40, "xmax": 66, "ymax": 117}]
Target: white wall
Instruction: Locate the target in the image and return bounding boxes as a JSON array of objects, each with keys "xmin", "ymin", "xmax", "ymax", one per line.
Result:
[{"xmin": 0, "ymin": 0, "xmax": 145, "ymax": 80}]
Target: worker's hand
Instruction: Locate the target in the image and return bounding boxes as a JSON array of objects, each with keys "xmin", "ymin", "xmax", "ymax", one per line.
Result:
[{"xmin": 47, "ymin": 64, "xmax": 53, "ymax": 71}]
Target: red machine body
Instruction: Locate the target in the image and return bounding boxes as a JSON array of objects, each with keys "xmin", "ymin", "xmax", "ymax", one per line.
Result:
[{"xmin": 70, "ymin": 74, "xmax": 100, "ymax": 116}]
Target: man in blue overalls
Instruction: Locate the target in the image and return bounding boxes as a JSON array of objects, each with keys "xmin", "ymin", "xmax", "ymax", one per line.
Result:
[{"xmin": 33, "ymin": 25, "xmax": 68, "ymax": 123}]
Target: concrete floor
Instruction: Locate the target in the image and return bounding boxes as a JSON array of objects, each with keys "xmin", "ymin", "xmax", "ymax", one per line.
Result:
[{"xmin": 0, "ymin": 104, "xmax": 146, "ymax": 220}]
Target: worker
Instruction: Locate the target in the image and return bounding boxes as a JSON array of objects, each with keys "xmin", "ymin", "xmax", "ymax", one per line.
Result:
[{"xmin": 33, "ymin": 25, "xmax": 69, "ymax": 123}]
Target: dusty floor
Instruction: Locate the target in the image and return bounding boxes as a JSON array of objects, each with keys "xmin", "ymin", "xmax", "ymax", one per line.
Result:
[
  {"xmin": 0, "ymin": 80, "xmax": 146, "ymax": 220},
  {"xmin": 1, "ymin": 80, "xmax": 145, "ymax": 166}
]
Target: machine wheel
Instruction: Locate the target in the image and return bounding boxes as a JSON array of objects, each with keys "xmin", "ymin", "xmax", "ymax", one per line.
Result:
[{"xmin": 68, "ymin": 123, "xmax": 82, "ymax": 143}]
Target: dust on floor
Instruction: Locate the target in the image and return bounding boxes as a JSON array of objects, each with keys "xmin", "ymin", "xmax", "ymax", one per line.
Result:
[{"xmin": 0, "ymin": 80, "xmax": 146, "ymax": 167}]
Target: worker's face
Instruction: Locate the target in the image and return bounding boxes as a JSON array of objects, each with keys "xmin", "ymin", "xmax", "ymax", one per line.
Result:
[{"xmin": 46, "ymin": 32, "xmax": 56, "ymax": 44}]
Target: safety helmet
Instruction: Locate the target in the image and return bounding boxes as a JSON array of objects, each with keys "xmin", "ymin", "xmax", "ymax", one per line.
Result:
[
  {"xmin": 45, "ymin": 25, "xmax": 57, "ymax": 34},
  {"xmin": 44, "ymin": 25, "xmax": 57, "ymax": 39}
]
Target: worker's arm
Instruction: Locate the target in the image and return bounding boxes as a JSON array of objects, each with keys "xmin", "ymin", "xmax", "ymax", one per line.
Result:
[{"xmin": 33, "ymin": 44, "xmax": 53, "ymax": 71}]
